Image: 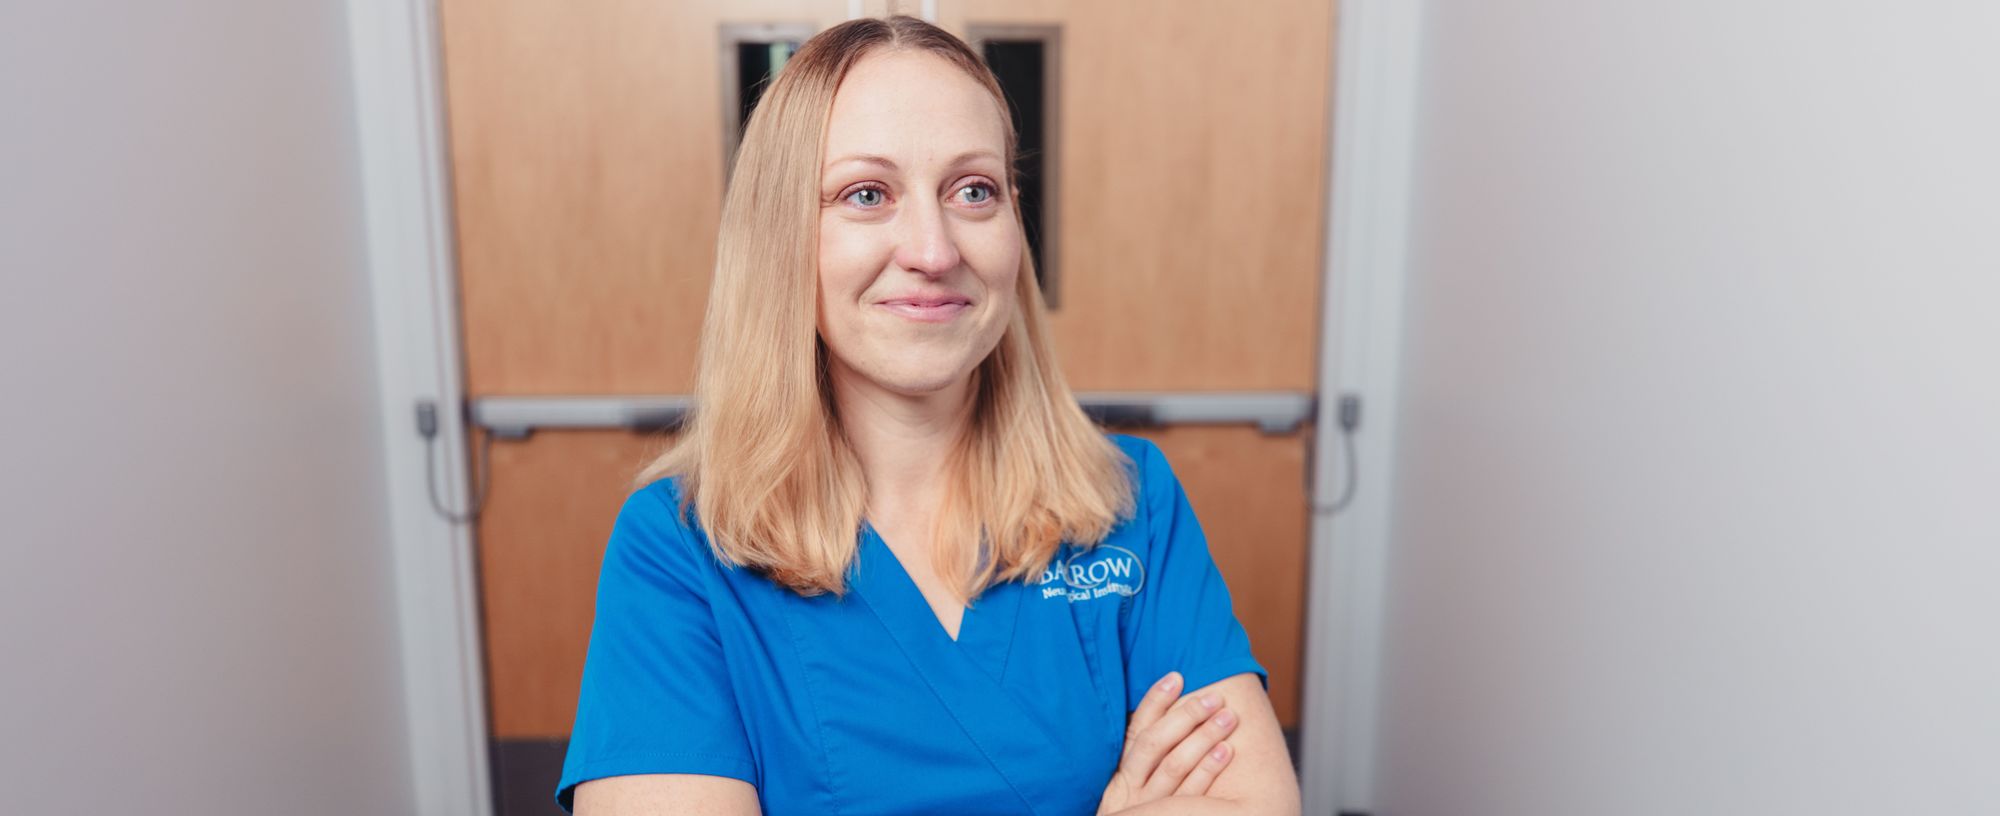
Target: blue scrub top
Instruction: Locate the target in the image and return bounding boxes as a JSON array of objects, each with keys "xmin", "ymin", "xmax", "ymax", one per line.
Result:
[{"xmin": 555, "ymin": 434, "xmax": 1267, "ymax": 814}]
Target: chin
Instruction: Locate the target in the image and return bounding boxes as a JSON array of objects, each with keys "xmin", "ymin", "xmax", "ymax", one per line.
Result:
[
  {"xmin": 878, "ymin": 370, "xmax": 971, "ymax": 397},
  {"xmin": 872, "ymin": 357, "xmax": 981, "ymax": 397}
]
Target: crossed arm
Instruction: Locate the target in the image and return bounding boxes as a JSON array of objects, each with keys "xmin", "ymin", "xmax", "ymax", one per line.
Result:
[
  {"xmin": 575, "ymin": 671, "xmax": 1298, "ymax": 815},
  {"xmin": 1100, "ymin": 672, "xmax": 1301, "ymax": 816}
]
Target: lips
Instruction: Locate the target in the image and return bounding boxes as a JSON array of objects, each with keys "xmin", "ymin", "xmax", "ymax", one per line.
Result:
[
  {"xmin": 881, "ymin": 294, "xmax": 971, "ymax": 308},
  {"xmin": 878, "ymin": 295, "xmax": 971, "ymax": 323}
]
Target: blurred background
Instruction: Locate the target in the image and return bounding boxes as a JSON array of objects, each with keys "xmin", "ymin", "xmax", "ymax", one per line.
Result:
[{"xmin": 3, "ymin": 1, "xmax": 1995, "ymax": 815}]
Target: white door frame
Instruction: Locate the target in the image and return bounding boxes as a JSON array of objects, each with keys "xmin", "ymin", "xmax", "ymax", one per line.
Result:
[
  {"xmin": 1302, "ymin": 0, "xmax": 1421, "ymax": 814},
  {"xmin": 343, "ymin": 0, "xmax": 1421, "ymax": 813},
  {"xmin": 345, "ymin": 1, "xmax": 493, "ymax": 814}
]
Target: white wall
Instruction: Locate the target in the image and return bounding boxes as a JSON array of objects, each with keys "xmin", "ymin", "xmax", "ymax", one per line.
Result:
[
  {"xmin": 0, "ymin": 3, "xmax": 416, "ymax": 814},
  {"xmin": 1375, "ymin": 1, "xmax": 2000, "ymax": 813}
]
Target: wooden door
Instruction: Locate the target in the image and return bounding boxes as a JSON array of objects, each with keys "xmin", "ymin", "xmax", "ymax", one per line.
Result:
[{"xmin": 438, "ymin": 0, "xmax": 1334, "ymax": 783}]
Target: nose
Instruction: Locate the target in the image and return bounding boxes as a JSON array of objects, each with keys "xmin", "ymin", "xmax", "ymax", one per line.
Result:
[{"xmin": 890, "ymin": 197, "xmax": 961, "ymax": 277}]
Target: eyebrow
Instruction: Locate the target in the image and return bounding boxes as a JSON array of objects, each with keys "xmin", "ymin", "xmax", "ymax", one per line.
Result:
[{"xmin": 824, "ymin": 149, "xmax": 1003, "ymax": 173}]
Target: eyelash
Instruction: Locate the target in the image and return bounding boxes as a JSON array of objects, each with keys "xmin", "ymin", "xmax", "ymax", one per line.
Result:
[{"xmin": 840, "ymin": 180, "xmax": 999, "ymax": 209}]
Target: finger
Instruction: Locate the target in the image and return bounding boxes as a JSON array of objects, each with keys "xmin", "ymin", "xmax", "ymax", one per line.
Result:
[
  {"xmin": 1124, "ymin": 672, "xmax": 1183, "ymax": 746},
  {"xmin": 1124, "ymin": 690, "xmax": 1226, "ymax": 781},
  {"xmin": 1145, "ymin": 705, "xmax": 1239, "ymax": 795},
  {"xmin": 1172, "ymin": 740, "xmax": 1234, "ymax": 797}
]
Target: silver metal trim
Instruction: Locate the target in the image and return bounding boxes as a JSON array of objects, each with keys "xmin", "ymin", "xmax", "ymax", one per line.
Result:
[
  {"xmin": 1074, "ymin": 391, "xmax": 1313, "ymax": 434},
  {"xmin": 471, "ymin": 391, "xmax": 1313, "ymax": 437},
  {"xmin": 472, "ymin": 395, "xmax": 694, "ymax": 438}
]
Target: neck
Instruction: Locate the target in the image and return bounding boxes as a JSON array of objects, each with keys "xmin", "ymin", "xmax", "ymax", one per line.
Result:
[{"xmin": 828, "ymin": 357, "xmax": 975, "ymax": 523}]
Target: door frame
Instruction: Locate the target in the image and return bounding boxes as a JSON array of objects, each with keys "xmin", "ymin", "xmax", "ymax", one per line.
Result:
[
  {"xmin": 1302, "ymin": 0, "xmax": 1421, "ymax": 814},
  {"xmin": 346, "ymin": 1, "xmax": 494, "ymax": 814},
  {"xmin": 345, "ymin": 0, "xmax": 1421, "ymax": 813}
]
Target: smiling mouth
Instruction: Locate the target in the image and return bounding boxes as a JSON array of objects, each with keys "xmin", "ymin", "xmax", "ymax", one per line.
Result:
[{"xmin": 879, "ymin": 300, "xmax": 970, "ymax": 323}]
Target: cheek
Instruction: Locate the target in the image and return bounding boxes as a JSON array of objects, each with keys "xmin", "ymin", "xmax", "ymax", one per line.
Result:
[
  {"xmin": 960, "ymin": 223, "xmax": 1023, "ymax": 289},
  {"xmin": 817, "ymin": 222, "xmax": 883, "ymax": 302}
]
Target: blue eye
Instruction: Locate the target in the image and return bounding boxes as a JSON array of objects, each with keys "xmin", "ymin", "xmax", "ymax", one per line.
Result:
[
  {"xmin": 957, "ymin": 183, "xmax": 995, "ymax": 204},
  {"xmin": 845, "ymin": 185, "xmax": 886, "ymax": 208}
]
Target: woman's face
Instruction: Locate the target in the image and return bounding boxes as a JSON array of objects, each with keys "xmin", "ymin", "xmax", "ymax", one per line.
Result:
[{"xmin": 816, "ymin": 48, "xmax": 1021, "ymax": 399}]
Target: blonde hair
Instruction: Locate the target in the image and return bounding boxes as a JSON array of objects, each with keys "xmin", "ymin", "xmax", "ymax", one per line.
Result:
[{"xmin": 637, "ymin": 15, "xmax": 1134, "ymax": 600}]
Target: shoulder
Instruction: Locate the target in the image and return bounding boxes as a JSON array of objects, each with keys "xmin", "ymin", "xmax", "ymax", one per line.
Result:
[
  {"xmin": 1105, "ymin": 431, "xmax": 1151, "ymax": 459},
  {"xmin": 1103, "ymin": 432, "xmax": 1163, "ymax": 480},
  {"xmin": 605, "ymin": 475, "xmax": 716, "ymax": 578},
  {"xmin": 1099, "ymin": 433, "xmax": 1190, "ymax": 543},
  {"xmin": 613, "ymin": 475, "xmax": 696, "ymax": 536},
  {"xmin": 1103, "ymin": 432, "xmax": 1178, "ymax": 505},
  {"xmin": 618, "ymin": 474, "xmax": 692, "ymax": 523}
]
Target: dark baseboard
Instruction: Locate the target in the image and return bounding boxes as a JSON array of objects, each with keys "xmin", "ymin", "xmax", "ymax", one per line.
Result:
[{"xmin": 490, "ymin": 739, "xmax": 569, "ymax": 816}]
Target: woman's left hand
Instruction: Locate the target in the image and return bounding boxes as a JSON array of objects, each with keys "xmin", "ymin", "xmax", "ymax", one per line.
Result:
[{"xmin": 1096, "ymin": 672, "xmax": 1240, "ymax": 814}]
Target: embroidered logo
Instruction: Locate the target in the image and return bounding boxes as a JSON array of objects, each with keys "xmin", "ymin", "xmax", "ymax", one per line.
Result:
[{"xmin": 1037, "ymin": 545, "xmax": 1145, "ymax": 602}]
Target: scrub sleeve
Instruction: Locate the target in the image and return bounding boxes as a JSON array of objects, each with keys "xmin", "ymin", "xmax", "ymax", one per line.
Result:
[
  {"xmin": 1118, "ymin": 438, "xmax": 1269, "ymax": 711},
  {"xmin": 555, "ymin": 486, "xmax": 756, "ymax": 813}
]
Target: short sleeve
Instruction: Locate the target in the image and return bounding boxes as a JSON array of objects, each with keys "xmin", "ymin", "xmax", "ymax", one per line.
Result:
[
  {"xmin": 554, "ymin": 481, "xmax": 757, "ymax": 813},
  {"xmin": 1118, "ymin": 438, "xmax": 1269, "ymax": 712}
]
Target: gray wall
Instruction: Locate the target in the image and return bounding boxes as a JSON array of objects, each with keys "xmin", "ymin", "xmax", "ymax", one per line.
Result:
[
  {"xmin": 1, "ymin": 2, "xmax": 415, "ymax": 813},
  {"xmin": 1376, "ymin": 1, "xmax": 2000, "ymax": 813}
]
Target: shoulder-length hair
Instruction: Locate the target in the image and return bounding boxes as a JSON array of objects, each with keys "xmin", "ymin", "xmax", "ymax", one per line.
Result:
[{"xmin": 637, "ymin": 15, "xmax": 1134, "ymax": 600}]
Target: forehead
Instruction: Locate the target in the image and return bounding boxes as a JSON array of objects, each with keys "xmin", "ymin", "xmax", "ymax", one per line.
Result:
[{"xmin": 821, "ymin": 49, "xmax": 1008, "ymax": 170}]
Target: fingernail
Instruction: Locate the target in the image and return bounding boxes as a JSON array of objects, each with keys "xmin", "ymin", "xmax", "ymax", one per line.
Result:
[
  {"xmin": 1157, "ymin": 673, "xmax": 1181, "ymax": 693},
  {"xmin": 1210, "ymin": 743, "xmax": 1231, "ymax": 762},
  {"xmin": 1215, "ymin": 709, "xmax": 1237, "ymax": 728},
  {"xmin": 1198, "ymin": 693, "xmax": 1218, "ymax": 710}
]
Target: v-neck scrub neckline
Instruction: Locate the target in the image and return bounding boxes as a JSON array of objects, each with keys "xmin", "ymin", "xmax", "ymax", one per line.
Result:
[
  {"xmin": 555, "ymin": 434, "xmax": 1268, "ymax": 815},
  {"xmin": 856, "ymin": 519, "xmax": 1023, "ymax": 664}
]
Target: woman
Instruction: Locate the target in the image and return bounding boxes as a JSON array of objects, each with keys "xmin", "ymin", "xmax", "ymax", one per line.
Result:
[{"xmin": 557, "ymin": 15, "xmax": 1299, "ymax": 816}]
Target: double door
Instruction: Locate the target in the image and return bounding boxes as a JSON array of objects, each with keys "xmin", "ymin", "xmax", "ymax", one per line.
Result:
[{"xmin": 438, "ymin": 0, "xmax": 1334, "ymax": 771}]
